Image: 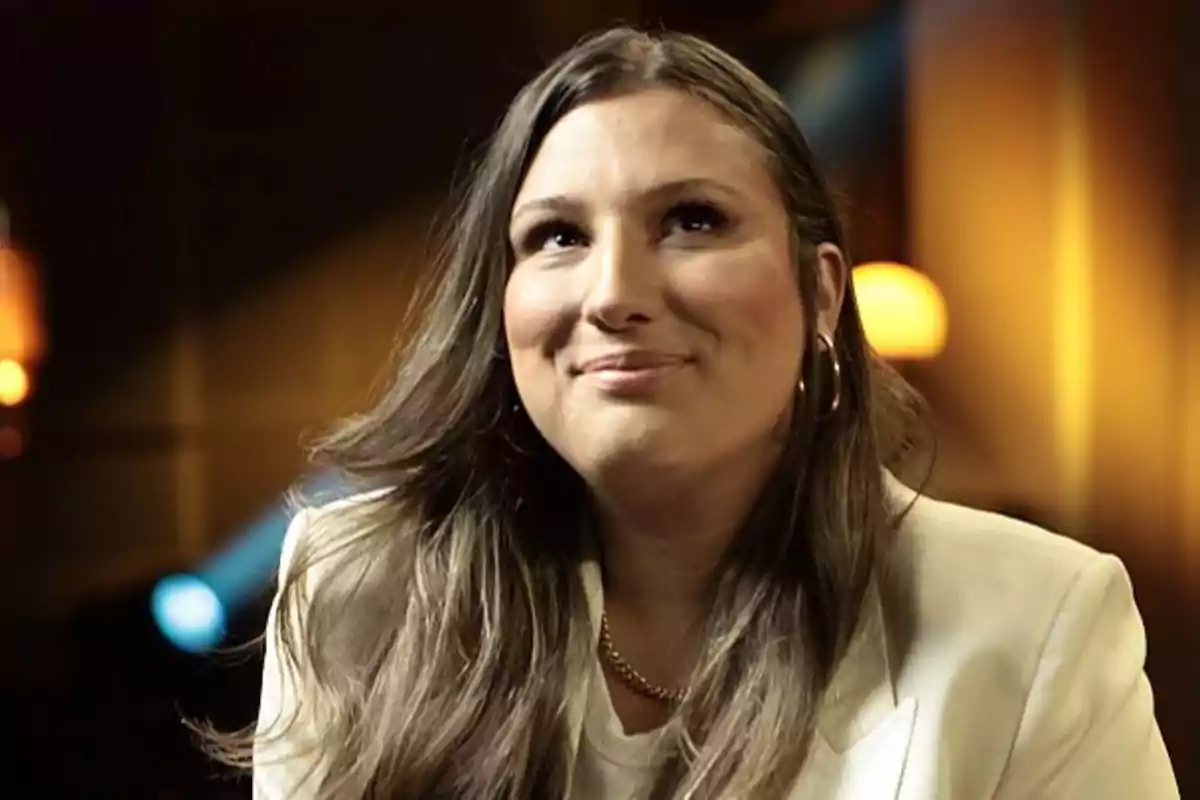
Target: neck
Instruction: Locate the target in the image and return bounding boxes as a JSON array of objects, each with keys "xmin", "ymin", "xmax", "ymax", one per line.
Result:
[{"xmin": 590, "ymin": 440, "xmax": 781, "ymax": 618}]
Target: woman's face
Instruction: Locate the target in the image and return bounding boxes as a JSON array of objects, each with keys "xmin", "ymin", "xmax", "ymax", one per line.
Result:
[{"xmin": 504, "ymin": 88, "xmax": 843, "ymax": 483}]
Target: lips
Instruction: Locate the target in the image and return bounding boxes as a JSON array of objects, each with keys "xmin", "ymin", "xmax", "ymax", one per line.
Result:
[{"xmin": 576, "ymin": 350, "xmax": 690, "ymax": 373}]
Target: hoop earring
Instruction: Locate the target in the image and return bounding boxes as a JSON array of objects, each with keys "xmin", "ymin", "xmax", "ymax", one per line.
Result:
[{"xmin": 797, "ymin": 331, "xmax": 842, "ymax": 419}]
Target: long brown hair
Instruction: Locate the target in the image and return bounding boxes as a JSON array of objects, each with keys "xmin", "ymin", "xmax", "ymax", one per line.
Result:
[{"xmin": 203, "ymin": 27, "xmax": 929, "ymax": 799}]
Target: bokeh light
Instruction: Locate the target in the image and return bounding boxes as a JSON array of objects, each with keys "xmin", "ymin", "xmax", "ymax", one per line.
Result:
[
  {"xmin": 0, "ymin": 359, "xmax": 30, "ymax": 406},
  {"xmin": 150, "ymin": 574, "xmax": 227, "ymax": 654},
  {"xmin": 852, "ymin": 262, "xmax": 948, "ymax": 360}
]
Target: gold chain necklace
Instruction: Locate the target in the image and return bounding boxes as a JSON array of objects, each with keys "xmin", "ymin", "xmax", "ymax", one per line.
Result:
[{"xmin": 598, "ymin": 610, "xmax": 688, "ymax": 705}]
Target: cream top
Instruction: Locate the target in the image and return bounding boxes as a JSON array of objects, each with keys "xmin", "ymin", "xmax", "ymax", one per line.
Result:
[{"xmin": 568, "ymin": 656, "xmax": 665, "ymax": 799}]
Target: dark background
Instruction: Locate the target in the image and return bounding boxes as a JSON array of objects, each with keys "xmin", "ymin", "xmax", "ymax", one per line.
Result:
[{"xmin": 2, "ymin": 1, "xmax": 1196, "ymax": 797}]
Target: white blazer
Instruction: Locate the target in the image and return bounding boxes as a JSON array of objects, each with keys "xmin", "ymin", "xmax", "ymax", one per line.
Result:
[{"xmin": 254, "ymin": 477, "xmax": 1179, "ymax": 798}]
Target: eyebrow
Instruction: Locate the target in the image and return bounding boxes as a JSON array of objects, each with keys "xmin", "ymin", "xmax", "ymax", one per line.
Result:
[{"xmin": 509, "ymin": 177, "xmax": 743, "ymax": 226}]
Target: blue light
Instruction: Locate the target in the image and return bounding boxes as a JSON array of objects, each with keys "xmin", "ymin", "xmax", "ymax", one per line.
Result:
[
  {"xmin": 149, "ymin": 470, "xmax": 349, "ymax": 653},
  {"xmin": 151, "ymin": 573, "xmax": 227, "ymax": 653}
]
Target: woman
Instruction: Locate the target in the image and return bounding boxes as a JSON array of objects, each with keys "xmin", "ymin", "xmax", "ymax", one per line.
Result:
[{"xmin": 220, "ymin": 28, "xmax": 1178, "ymax": 799}]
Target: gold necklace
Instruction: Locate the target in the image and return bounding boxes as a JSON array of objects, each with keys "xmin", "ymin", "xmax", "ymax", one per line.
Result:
[{"xmin": 598, "ymin": 610, "xmax": 688, "ymax": 705}]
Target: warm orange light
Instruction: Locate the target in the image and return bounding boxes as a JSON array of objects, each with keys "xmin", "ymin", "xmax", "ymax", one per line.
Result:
[
  {"xmin": 0, "ymin": 242, "xmax": 45, "ymax": 366},
  {"xmin": 852, "ymin": 262, "xmax": 948, "ymax": 360},
  {"xmin": 0, "ymin": 359, "xmax": 29, "ymax": 406}
]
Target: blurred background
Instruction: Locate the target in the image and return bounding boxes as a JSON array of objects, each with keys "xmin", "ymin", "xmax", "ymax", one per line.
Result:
[{"xmin": 1, "ymin": 0, "xmax": 1197, "ymax": 796}]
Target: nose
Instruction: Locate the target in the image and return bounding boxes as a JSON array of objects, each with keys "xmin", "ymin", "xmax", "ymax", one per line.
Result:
[{"xmin": 581, "ymin": 225, "xmax": 661, "ymax": 333}]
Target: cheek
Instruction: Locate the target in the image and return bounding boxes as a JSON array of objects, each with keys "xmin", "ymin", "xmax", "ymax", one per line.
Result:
[
  {"xmin": 681, "ymin": 249, "xmax": 805, "ymax": 364},
  {"xmin": 505, "ymin": 270, "xmax": 559, "ymax": 349},
  {"xmin": 503, "ymin": 270, "xmax": 573, "ymax": 396}
]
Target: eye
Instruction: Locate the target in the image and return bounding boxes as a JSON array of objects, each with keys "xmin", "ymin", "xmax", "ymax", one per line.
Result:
[
  {"xmin": 520, "ymin": 220, "xmax": 588, "ymax": 254},
  {"xmin": 662, "ymin": 201, "xmax": 729, "ymax": 237}
]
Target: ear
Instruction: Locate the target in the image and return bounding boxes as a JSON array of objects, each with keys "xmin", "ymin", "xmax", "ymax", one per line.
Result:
[{"xmin": 814, "ymin": 242, "xmax": 849, "ymax": 339}]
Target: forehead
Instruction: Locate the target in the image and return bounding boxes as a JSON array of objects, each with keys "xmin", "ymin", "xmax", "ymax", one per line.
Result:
[{"xmin": 513, "ymin": 88, "xmax": 776, "ymax": 208}]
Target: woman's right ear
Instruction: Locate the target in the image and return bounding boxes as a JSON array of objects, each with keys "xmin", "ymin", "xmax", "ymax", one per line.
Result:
[{"xmin": 812, "ymin": 242, "xmax": 849, "ymax": 340}]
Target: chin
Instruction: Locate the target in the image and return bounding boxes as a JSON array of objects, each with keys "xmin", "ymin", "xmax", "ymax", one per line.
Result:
[{"xmin": 568, "ymin": 417, "xmax": 697, "ymax": 480}]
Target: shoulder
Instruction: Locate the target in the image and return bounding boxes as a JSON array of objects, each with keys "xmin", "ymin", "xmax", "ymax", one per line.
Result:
[
  {"xmin": 880, "ymin": 478, "xmax": 1176, "ymax": 796},
  {"xmin": 881, "ymin": 474, "xmax": 1136, "ymax": 717},
  {"xmin": 885, "ymin": 475, "xmax": 1133, "ymax": 662},
  {"xmin": 886, "ymin": 474, "xmax": 1115, "ymax": 622},
  {"xmin": 277, "ymin": 489, "xmax": 394, "ymax": 583},
  {"xmin": 256, "ymin": 492, "xmax": 388, "ymax": 799}
]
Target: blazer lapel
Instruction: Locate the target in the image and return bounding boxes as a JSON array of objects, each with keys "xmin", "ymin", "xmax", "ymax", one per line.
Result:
[
  {"xmin": 564, "ymin": 559, "xmax": 605, "ymax": 798},
  {"xmin": 793, "ymin": 586, "xmax": 917, "ymax": 799},
  {"xmin": 795, "ymin": 697, "xmax": 917, "ymax": 799}
]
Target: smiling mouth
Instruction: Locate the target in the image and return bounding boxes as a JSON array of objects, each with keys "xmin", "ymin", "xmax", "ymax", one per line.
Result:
[
  {"xmin": 575, "ymin": 352, "xmax": 692, "ymax": 395},
  {"xmin": 576, "ymin": 351, "xmax": 691, "ymax": 374}
]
